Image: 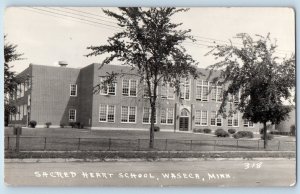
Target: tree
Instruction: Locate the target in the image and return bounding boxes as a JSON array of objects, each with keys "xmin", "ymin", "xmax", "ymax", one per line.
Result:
[
  {"xmin": 86, "ymin": 8, "xmax": 199, "ymax": 148},
  {"xmin": 4, "ymin": 36, "xmax": 24, "ymax": 126},
  {"xmin": 206, "ymin": 33, "xmax": 295, "ymax": 149}
]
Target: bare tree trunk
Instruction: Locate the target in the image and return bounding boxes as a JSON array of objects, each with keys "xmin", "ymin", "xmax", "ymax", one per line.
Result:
[
  {"xmin": 149, "ymin": 102, "xmax": 156, "ymax": 149},
  {"xmin": 263, "ymin": 122, "xmax": 268, "ymax": 149}
]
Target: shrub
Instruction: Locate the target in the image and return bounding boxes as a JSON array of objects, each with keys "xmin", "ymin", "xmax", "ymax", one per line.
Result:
[
  {"xmin": 233, "ymin": 131, "xmax": 254, "ymax": 139},
  {"xmin": 290, "ymin": 125, "xmax": 296, "ymax": 136},
  {"xmin": 60, "ymin": 123, "xmax": 65, "ymax": 128},
  {"xmin": 45, "ymin": 122, "xmax": 52, "ymax": 128},
  {"xmin": 150, "ymin": 126, "xmax": 160, "ymax": 132},
  {"xmin": 193, "ymin": 128, "xmax": 204, "ymax": 133},
  {"xmin": 29, "ymin": 120, "xmax": 37, "ymax": 128},
  {"xmin": 78, "ymin": 122, "xmax": 84, "ymax": 129},
  {"xmin": 261, "ymin": 133, "xmax": 274, "ymax": 140},
  {"xmin": 259, "ymin": 128, "xmax": 264, "ymax": 134},
  {"xmin": 203, "ymin": 128, "xmax": 211, "ymax": 134},
  {"xmin": 228, "ymin": 128, "xmax": 236, "ymax": 134},
  {"xmin": 69, "ymin": 122, "xmax": 76, "ymax": 128},
  {"xmin": 214, "ymin": 129, "xmax": 229, "ymax": 137}
]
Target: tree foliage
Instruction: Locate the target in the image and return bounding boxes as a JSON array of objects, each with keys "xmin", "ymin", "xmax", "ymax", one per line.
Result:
[
  {"xmin": 4, "ymin": 36, "xmax": 24, "ymax": 125},
  {"xmin": 86, "ymin": 8, "xmax": 199, "ymax": 148},
  {"xmin": 206, "ymin": 33, "xmax": 295, "ymax": 148}
]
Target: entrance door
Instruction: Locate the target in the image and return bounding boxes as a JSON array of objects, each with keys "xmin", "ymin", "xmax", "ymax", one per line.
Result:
[{"xmin": 179, "ymin": 117, "xmax": 189, "ymax": 131}]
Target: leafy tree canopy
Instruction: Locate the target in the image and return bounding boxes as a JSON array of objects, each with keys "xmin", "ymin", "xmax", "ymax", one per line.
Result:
[{"xmin": 207, "ymin": 33, "xmax": 295, "ymax": 125}]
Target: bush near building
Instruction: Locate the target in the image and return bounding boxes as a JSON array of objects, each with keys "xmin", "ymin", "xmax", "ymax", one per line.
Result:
[
  {"xmin": 215, "ymin": 129, "xmax": 229, "ymax": 137},
  {"xmin": 228, "ymin": 129, "xmax": 236, "ymax": 134},
  {"xmin": 29, "ymin": 120, "xmax": 37, "ymax": 128},
  {"xmin": 233, "ymin": 131, "xmax": 254, "ymax": 139},
  {"xmin": 45, "ymin": 122, "xmax": 52, "ymax": 128},
  {"xmin": 193, "ymin": 128, "xmax": 203, "ymax": 133},
  {"xmin": 203, "ymin": 128, "xmax": 212, "ymax": 134}
]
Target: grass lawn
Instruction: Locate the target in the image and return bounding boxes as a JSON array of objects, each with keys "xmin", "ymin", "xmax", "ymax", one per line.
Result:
[{"xmin": 4, "ymin": 127, "xmax": 296, "ymax": 152}]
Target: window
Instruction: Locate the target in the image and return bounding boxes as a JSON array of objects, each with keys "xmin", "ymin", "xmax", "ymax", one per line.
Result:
[
  {"xmin": 180, "ymin": 79, "xmax": 190, "ymax": 100},
  {"xmin": 211, "ymin": 84, "xmax": 216, "ymax": 101},
  {"xmin": 195, "ymin": 110, "xmax": 201, "ymax": 126},
  {"xmin": 20, "ymin": 105, "xmax": 23, "ymax": 120},
  {"xmin": 121, "ymin": 106, "xmax": 136, "ymax": 123},
  {"xmin": 122, "ymin": 80, "xmax": 137, "ymax": 97},
  {"xmin": 161, "ymin": 108, "xmax": 174, "ymax": 124},
  {"xmin": 202, "ymin": 81, "xmax": 209, "ymax": 101},
  {"xmin": 100, "ymin": 78, "xmax": 116, "ymax": 95},
  {"xmin": 28, "ymin": 94, "xmax": 31, "ymax": 106},
  {"xmin": 99, "ymin": 104, "xmax": 115, "ymax": 122},
  {"xmin": 243, "ymin": 119, "xmax": 254, "ymax": 127},
  {"xmin": 143, "ymin": 107, "xmax": 157, "ymax": 123},
  {"xmin": 69, "ymin": 109, "xmax": 76, "ymax": 121},
  {"xmin": 122, "ymin": 80, "xmax": 129, "ymax": 96},
  {"xmin": 17, "ymin": 84, "xmax": 20, "ymax": 98},
  {"xmin": 70, "ymin": 84, "xmax": 77, "ymax": 96},
  {"xmin": 20, "ymin": 83, "xmax": 24, "ymax": 97},
  {"xmin": 216, "ymin": 114, "xmax": 222, "ymax": 126},
  {"xmin": 201, "ymin": 111, "xmax": 208, "ymax": 126},
  {"xmin": 17, "ymin": 106, "xmax": 20, "ymax": 120},
  {"xmin": 24, "ymin": 80, "xmax": 28, "ymax": 92},
  {"xmin": 23, "ymin": 105, "xmax": 27, "ymax": 116},
  {"xmin": 211, "ymin": 111, "xmax": 217, "ymax": 126},
  {"xmin": 210, "ymin": 82, "xmax": 223, "ymax": 102},
  {"xmin": 216, "ymin": 85, "xmax": 223, "ymax": 102},
  {"xmin": 161, "ymin": 83, "xmax": 175, "ymax": 99},
  {"xmin": 228, "ymin": 113, "xmax": 239, "ymax": 127},
  {"xmin": 195, "ymin": 80, "xmax": 202, "ymax": 100},
  {"xmin": 234, "ymin": 91, "xmax": 240, "ymax": 104}
]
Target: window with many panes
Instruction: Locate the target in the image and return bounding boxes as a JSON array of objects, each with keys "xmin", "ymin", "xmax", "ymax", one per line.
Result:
[
  {"xmin": 195, "ymin": 110, "xmax": 201, "ymax": 126},
  {"xmin": 161, "ymin": 108, "xmax": 174, "ymax": 124},
  {"xmin": 70, "ymin": 84, "xmax": 77, "ymax": 96},
  {"xmin": 142, "ymin": 107, "xmax": 157, "ymax": 123},
  {"xmin": 121, "ymin": 106, "xmax": 136, "ymax": 123},
  {"xmin": 211, "ymin": 111, "xmax": 217, "ymax": 126},
  {"xmin": 228, "ymin": 112, "xmax": 239, "ymax": 127},
  {"xmin": 210, "ymin": 84, "xmax": 217, "ymax": 101},
  {"xmin": 216, "ymin": 85, "xmax": 223, "ymax": 102},
  {"xmin": 195, "ymin": 80, "xmax": 202, "ymax": 100},
  {"xmin": 216, "ymin": 114, "xmax": 222, "ymax": 126},
  {"xmin": 243, "ymin": 119, "xmax": 254, "ymax": 127},
  {"xmin": 99, "ymin": 104, "xmax": 115, "ymax": 122},
  {"xmin": 69, "ymin": 109, "xmax": 76, "ymax": 121},
  {"xmin": 122, "ymin": 80, "xmax": 137, "ymax": 97},
  {"xmin": 161, "ymin": 83, "xmax": 175, "ymax": 99},
  {"xmin": 202, "ymin": 81, "xmax": 209, "ymax": 101},
  {"xmin": 201, "ymin": 111, "xmax": 208, "ymax": 126},
  {"xmin": 100, "ymin": 78, "xmax": 116, "ymax": 95},
  {"xmin": 180, "ymin": 79, "xmax": 190, "ymax": 100}
]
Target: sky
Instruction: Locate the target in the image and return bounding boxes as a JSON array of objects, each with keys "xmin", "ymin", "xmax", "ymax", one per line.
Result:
[{"xmin": 4, "ymin": 7, "xmax": 295, "ymax": 73}]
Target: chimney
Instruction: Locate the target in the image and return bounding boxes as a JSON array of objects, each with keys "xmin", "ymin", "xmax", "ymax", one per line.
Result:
[{"xmin": 58, "ymin": 61, "xmax": 68, "ymax": 67}]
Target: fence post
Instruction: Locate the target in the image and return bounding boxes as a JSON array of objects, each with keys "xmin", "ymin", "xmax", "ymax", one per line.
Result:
[
  {"xmin": 108, "ymin": 138, "xmax": 111, "ymax": 150},
  {"xmin": 16, "ymin": 135, "xmax": 20, "ymax": 152},
  {"xmin": 190, "ymin": 140, "xmax": 193, "ymax": 150},
  {"xmin": 77, "ymin": 138, "xmax": 81, "ymax": 151},
  {"xmin": 7, "ymin": 137, "xmax": 10, "ymax": 150},
  {"xmin": 213, "ymin": 140, "xmax": 216, "ymax": 151},
  {"xmin": 236, "ymin": 140, "xmax": 239, "ymax": 151},
  {"xmin": 165, "ymin": 139, "xmax": 168, "ymax": 151},
  {"xmin": 277, "ymin": 140, "xmax": 281, "ymax": 151},
  {"xmin": 44, "ymin": 137, "xmax": 47, "ymax": 151},
  {"xmin": 137, "ymin": 139, "xmax": 140, "ymax": 151},
  {"xmin": 257, "ymin": 140, "xmax": 260, "ymax": 150}
]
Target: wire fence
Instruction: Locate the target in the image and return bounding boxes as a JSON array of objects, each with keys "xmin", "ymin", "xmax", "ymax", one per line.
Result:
[{"xmin": 4, "ymin": 136, "xmax": 296, "ymax": 152}]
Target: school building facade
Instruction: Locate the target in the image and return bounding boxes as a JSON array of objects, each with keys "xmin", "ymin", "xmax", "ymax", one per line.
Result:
[{"xmin": 9, "ymin": 62, "xmax": 259, "ymax": 133}]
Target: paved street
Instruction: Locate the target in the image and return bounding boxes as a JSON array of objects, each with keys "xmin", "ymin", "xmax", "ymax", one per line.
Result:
[{"xmin": 5, "ymin": 159, "xmax": 296, "ymax": 187}]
